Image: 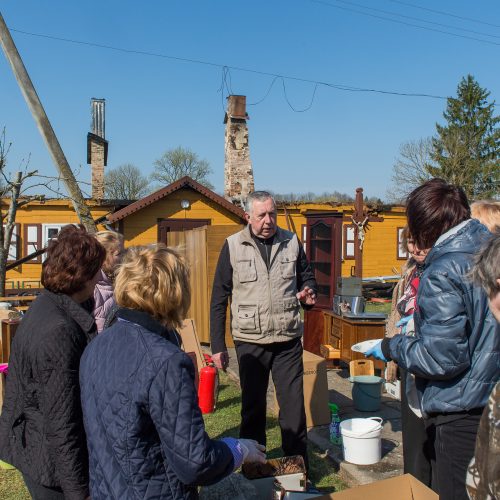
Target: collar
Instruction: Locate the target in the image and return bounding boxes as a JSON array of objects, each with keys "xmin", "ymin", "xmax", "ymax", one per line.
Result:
[
  {"xmin": 239, "ymin": 224, "xmax": 290, "ymax": 246},
  {"xmin": 115, "ymin": 307, "xmax": 181, "ymax": 347},
  {"xmin": 434, "ymin": 219, "xmax": 471, "ymax": 247},
  {"xmin": 42, "ymin": 289, "xmax": 96, "ymax": 334}
]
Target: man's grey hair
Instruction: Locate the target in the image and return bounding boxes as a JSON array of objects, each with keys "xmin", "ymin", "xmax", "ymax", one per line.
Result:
[
  {"xmin": 470, "ymin": 231, "xmax": 500, "ymax": 298},
  {"xmin": 245, "ymin": 191, "xmax": 276, "ymax": 214}
]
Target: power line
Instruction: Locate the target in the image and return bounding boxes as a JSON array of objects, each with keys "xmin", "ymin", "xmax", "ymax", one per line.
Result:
[
  {"xmin": 9, "ymin": 26, "xmax": 448, "ymax": 101},
  {"xmin": 311, "ymin": 0, "xmax": 500, "ymax": 46},
  {"xmin": 388, "ymin": 0, "xmax": 500, "ymax": 29},
  {"xmin": 331, "ymin": 0, "xmax": 500, "ymax": 39}
]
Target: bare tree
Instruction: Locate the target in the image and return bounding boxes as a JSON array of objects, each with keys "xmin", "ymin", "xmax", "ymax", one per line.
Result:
[
  {"xmin": 151, "ymin": 147, "xmax": 214, "ymax": 189},
  {"xmin": 386, "ymin": 137, "xmax": 434, "ymax": 203},
  {"xmin": 104, "ymin": 163, "xmax": 151, "ymax": 200},
  {"xmin": 0, "ymin": 129, "xmax": 44, "ymax": 295}
]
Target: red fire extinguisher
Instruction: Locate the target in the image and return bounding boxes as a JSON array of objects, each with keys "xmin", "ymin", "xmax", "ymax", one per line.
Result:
[{"xmin": 198, "ymin": 355, "xmax": 219, "ymax": 414}]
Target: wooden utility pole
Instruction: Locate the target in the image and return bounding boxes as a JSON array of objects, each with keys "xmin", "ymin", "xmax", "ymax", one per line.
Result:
[{"xmin": 0, "ymin": 11, "xmax": 96, "ymax": 232}]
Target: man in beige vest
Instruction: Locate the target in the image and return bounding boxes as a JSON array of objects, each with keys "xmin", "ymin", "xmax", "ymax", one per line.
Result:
[{"xmin": 210, "ymin": 191, "xmax": 317, "ymax": 466}]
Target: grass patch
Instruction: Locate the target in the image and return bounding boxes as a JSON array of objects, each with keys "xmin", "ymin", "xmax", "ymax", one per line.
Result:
[
  {"xmin": 204, "ymin": 371, "xmax": 346, "ymax": 494},
  {"xmin": 0, "ymin": 468, "xmax": 30, "ymax": 500},
  {"xmin": 365, "ymin": 301, "xmax": 392, "ymax": 314},
  {"xmin": 1, "ymin": 372, "xmax": 345, "ymax": 497}
]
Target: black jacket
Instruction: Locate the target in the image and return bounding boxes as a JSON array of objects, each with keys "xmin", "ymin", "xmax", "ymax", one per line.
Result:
[
  {"xmin": 0, "ymin": 290, "xmax": 96, "ymax": 499},
  {"xmin": 80, "ymin": 308, "xmax": 235, "ymax": 500}
]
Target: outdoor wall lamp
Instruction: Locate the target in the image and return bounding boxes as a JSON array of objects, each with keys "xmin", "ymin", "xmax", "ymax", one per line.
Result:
[{"xmin": 180, "ymin": 199, "xmax": 190, "ymax": 209}]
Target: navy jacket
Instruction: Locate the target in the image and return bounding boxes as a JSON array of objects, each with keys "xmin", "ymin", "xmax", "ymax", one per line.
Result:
[
  {"xmin": 79, "ymin": 308, "xmax": 234, "ymax": 499},
  {"xmin": 384, "ymin": 220, "xmax": 499, "ymax": 416}
]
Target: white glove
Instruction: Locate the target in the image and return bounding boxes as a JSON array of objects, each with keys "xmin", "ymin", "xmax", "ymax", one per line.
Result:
[{"xmin": 238, "ymin": 438, "xmax": 266, "ymax": 464}]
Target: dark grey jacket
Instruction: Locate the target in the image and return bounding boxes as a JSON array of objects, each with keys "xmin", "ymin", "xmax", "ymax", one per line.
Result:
[
  {"xmin": 383, "ymin": 220, "xmax": 499, "ymax": 416},
  {"xmin": 0, "ymin": 290, "xmax": 96, "ymax": 499}
]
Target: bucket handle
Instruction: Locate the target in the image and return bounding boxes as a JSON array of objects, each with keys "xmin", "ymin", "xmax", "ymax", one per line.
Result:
[{"xmin": 354, "ymin": 417, "xmax": 383, "ymax": 437}]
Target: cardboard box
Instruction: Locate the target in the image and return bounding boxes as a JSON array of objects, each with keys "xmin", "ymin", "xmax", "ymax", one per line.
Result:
[
  {"xmin": 242, "ymin": 456, "xmax": 307, "ymax": 497},
  {"xmin": 384, "ymin": 379, "xmax": 401, "ymax": 400},
  {"xmin": 318, "ymin": 474, "xmax": 438, "ymax": 499},
  {"xmin": 303, "ymin": 350, "xmax": 330, "ymax": 427},
  {"xmin": 274, "ymin": 350, "xmax": 330, "ymax": 428},
  {"xmin": 178, "ymin": 319, "xmax": 205, "ymax": 373},
  {"xmin": 384, "ymin": 367, "xmax": 401, "ymax": 400}
]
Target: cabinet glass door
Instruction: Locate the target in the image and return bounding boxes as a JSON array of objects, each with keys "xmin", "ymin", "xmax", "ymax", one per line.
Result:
[{"xmin": 309, "ymin": 221, "xmax": 332, "ymax": 307}]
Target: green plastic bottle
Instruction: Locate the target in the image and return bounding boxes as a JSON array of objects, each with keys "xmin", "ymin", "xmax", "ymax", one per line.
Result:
[{"xmin": 328, "ymin": 403, "xmax": 342, "ymax": 445}]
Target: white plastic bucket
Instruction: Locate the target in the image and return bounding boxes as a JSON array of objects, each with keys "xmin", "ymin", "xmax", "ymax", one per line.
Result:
[{"xmin": 340, "ymin": 417, "xmax": 383, "ymax": 465}]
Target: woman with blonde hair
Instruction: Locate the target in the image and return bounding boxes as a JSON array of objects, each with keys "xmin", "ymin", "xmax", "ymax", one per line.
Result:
[
  {"xmin": 93, "ymin": 230, "xmax": 124, "ymax": 332},
  {"xmin": 80, "ymin": 244, "xmax": 265, "ymax": 500},
  {"xmin": 470, "ymin": 200, "xmax": 500, "ymax": 232}
]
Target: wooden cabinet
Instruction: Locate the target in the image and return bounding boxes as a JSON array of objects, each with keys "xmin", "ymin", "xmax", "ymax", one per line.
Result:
[
  {"xmin": 323, "ymin": 311, "xmax": 386, "ymax": 372},
  {"xmin": 303, "ymin": 212, "xmax": 343, "ymax": 354},
  {"xmin": 305, "ymin": 213, "xmax": 343, "ymax": 309}
]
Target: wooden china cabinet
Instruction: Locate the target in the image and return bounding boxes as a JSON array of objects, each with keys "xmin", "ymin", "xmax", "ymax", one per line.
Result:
[{"xmin": 303, "ymin": 212, "xmax": 343, "ymax": 355}]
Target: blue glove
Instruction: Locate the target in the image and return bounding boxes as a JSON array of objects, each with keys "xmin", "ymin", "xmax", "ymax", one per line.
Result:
[{"xmin": 364, "ymin": 339, "xmax": 388, "ymax": 362}]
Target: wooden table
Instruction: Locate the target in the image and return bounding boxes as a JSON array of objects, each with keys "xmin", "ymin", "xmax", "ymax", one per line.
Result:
[{"xmin": 323, "ymin": 311, "xmax": 386, "ymax": 372}]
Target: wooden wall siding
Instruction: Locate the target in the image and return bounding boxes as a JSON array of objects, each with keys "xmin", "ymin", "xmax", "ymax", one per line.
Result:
[
  {"xmin": 122, "ymin": 189, "xmax": 243, "ymax": 247},
  {"xmin": 167, "ymin": 225, "xmax": 243, "ymax": 346},
  {"xmin": 276, "ymin": 205, "xmax": 407, "ymax": 280},
  {"xmin": 5, "ymin": 202, "xmax": 110, "ymax": 288}
]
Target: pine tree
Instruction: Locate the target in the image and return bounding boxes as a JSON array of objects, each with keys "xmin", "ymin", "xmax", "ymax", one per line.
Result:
[{"xmin": 429, "ymin": 75, "xmax": 499, "ymax": 199}]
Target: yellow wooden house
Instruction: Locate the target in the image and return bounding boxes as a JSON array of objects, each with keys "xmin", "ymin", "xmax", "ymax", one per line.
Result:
[
  {"xmin": 4, "ymin": 177, "xmax": 408, "ymax": 347},
  {"xmin": 4, "ymin": 198, "xmax": 117, "ymax": 291}
]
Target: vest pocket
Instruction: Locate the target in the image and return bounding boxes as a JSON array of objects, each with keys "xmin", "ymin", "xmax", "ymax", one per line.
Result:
[
  {"xmin": 280, "ymin": 255, "xmax": 296, "ymax": 279},
  {"xmin": 237, "ymin": 258, "xmax": 257, "ymax": 283},
  {"xmin": 283, "ymin": 297, "xmax": 300, "ymax": 331},
  {"xmin": 237, "ymin": 305, "xmax": 260, "ymax": 333}
]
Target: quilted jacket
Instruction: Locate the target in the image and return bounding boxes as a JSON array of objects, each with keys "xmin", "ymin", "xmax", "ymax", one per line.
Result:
[
  {"xmin": 79, "ymin": 308, "xmax": 235, "ymax": 500},
  {"xmin": 383, "ymin": 220, "xmax": 499, "ymax": 416},
  {"xmin": 0, "ymin": 290, "xmax": 96, "ymax": 500},
  {"xmin": 92, "ymin": 270, "xmax": 115, "ymax": 332}
]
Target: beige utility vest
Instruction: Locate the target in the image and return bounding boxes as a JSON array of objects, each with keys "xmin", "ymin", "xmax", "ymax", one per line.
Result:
[{"xmin": 227, "ymin": 226, "xmax": 303, "ymax": 344}]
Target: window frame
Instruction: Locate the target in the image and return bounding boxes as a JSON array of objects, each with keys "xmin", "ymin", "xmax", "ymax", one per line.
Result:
[{"xmin": 397, "ymin": 227, "xmax": 409, "ymax": 260}]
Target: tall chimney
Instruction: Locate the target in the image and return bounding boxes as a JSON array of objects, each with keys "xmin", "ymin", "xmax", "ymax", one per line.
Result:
[
  {"xmin": 224, "ymin": 95, "xmax": 254, "ymax": 207},
  {"xmin": 87, "ymin": 98, "xmax": 108, "ymax": 200}
]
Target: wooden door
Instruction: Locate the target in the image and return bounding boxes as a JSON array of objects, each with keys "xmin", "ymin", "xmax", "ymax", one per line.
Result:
[{"xmin": 158, "ymin": 218, "xmax": 210, "ymax": 244}]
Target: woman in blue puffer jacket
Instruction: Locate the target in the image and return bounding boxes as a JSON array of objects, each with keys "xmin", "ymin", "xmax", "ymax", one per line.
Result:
[
  {"xmin": 80, "ymin": 244, "xmax": 266, "ymax": 500},
  {"xmin": 366, "ymin": 179, "xmax": 499, "ymax": 500}
]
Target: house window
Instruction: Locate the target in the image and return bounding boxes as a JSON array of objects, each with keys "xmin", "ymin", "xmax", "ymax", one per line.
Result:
[
  {"xmin": 3, "ymin": 223, "xmax": 20, "ymax": 262},
  {"xmin": 397, "ymin": 227, "xmax": 409, "ymax": 260},
  {"xmin": 343, "ymin": 224, "xmax": 355, "ymax": 260},
  {"xmin": 24, "ymin": 224, "xmax": 42, "ymax": 263},
  {"xmin": 42, "ymin": 224, "xmax": 68, "ymax": 246}
]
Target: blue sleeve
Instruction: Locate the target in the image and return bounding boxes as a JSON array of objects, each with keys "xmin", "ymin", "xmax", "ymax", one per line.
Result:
[
  {"xmin": 148, "ymin": 352, "xmax": 234, "ymax": 486},
  {"xmin": 389, "ymin": 270, "xmax": 471, "ymax": 380}
]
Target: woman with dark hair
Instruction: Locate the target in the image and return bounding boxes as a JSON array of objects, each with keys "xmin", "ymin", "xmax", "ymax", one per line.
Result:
[
  {"xmin": 366, "ymin": 179, "xmax": 499, "ymax": 500},
  {"xmin": 0, "ymin": 224, "xmax": 106, "ymax": 500}
]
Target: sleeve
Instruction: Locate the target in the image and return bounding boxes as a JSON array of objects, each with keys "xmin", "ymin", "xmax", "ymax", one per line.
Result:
[
  {"xmin": 39, "ymin": 323, "xmax": 89, "ymax": 500},
  {"xmin": 388, "ymin": 270, "xmax": 471, "ymax": 380},
  {"xmin": 148, "ymin": 352, "xmax": 235, "ymax": 486},
  {"xmin": 210, "ymin": 241, "xmax": 233, "ymax": 354},
  {"xmin": 296, "ymin": 242, "xmax": 317, "ymax": 310}
]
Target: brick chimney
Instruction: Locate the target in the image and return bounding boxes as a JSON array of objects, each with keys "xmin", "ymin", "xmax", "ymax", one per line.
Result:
[
  {"xmin": 87, "ymin": 98, "xmax": 108, "ymax": 200},
  {"xmin": 224, "ymin": 95, "xmax": 254, "ymax": 207}
]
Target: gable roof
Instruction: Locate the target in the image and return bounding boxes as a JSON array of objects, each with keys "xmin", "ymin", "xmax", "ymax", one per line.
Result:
[{"xmin": 107, "ymin": 176, "xmax": 246, "ymax": 223}]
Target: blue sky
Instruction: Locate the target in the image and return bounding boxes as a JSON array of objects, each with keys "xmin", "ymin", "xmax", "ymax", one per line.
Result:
[{"xmin": 1, "ymin": 1, "xmax": 499, "ymax": 200}]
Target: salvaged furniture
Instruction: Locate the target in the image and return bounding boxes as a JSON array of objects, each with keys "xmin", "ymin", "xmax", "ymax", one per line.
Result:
[
  {"xmin": 323, "ymin": 311, "xmax": 386, "ymax": 372},
  {"xmin": 1, "ymin": 319, "xmax": 20, "ymax": 363},
  {"xmin": 349, "ymin": 359, "xmax": 375, "ymax": 377},
  {"xmin": 303, "ymin": 212, "xmax": 343, "ymax": 355}
]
